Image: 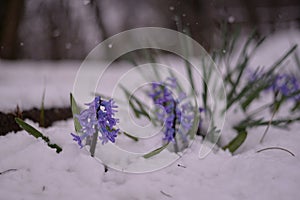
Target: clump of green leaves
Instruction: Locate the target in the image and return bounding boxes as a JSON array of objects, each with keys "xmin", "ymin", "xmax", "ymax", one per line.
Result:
[{"xmin": 214, "ymin": 27, "xmax": 300, "ymax": 153}]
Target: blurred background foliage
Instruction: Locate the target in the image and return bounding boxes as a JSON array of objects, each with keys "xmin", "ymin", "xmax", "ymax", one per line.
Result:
[{"xmin": 0, "ymin": 0, "xmax": 299, "ymax": 60}]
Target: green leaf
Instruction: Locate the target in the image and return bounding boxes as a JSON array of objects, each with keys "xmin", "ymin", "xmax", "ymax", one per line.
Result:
[
  {"xmin": 122, "ymin": 132, "xmax": 139, "ymax": 142},
  {"xmin": 15, "ymin": 118, "xmax": 62, "ymax": 153},
  {"xmin": 120, "ymin": 85, "xmax": 151, "ymax": 120},
  {"xmin": 268, "ymin": 44, "xmax": 297, "ymax": 73},
  {"xmin": 294, "ymin": 52, "xmax": 300, "ymax": 71},
  {"xmin": 143, "ymin": 143, "xmax": 169, "ymax": 159},
  {"xmin": 40, "ymin": 87, "xmax": 46, "ymax": 127},
  {"xmin": 226, "ymin": 82, "xmax": 253, "ymax": 110},
  {"xmin": 15, "ymin": 117, "xmax": 44, "ymax": 139},
  {"xmin": 227, "ymin": 27, "xmax": 241, "ymax": 58},
  {"xmin": 201, "ymin": 57, "xmax": 211, "ymax": 110},
  {"xmin": 167, "ymin": 69, "xmax": 184, "ymax": 93},
  {"xmin": 235, "ymin": 113, "xmax": 300, "ymax": 130},
  {"xmin": 185, "ymin": 61, "xmax": 196, "ymax": 95},
  {"xmin": 222, "ymin": 129, "xmax": 247, "ymax": 153},
  {"xmin": 143, "ymin": 49, "xmax": 161, "ymax": 80},
  {"xmin": 70, "ymin": 93, "xmax": 82, "ymax": 132},
  {"xmin": 227, "ymin": 56, "xmax": 249, "ymax": 103},
  {"xmin": 225, "ymin": 31, "xmax": 266, "ymax": 108},
  {"xmin": 241, "ymin": 79, "xmax": 271, "ymax": 111},
  {"xmin": 179, "ymin": 32, "xmax": 196, "ymax": 95}
]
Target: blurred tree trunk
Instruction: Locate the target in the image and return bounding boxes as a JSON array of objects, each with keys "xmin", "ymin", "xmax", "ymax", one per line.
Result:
[
  {"xmin": 0, "ymin": 0, "xmax": 24, "ymax": 59},
  {"xmin": 90, "ymin": 0, "xmax": 108, "ymax": 40}
]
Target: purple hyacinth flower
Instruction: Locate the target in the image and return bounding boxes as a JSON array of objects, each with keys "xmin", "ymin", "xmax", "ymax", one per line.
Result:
[
  {"xmin": 248, "ymin": 69, "xmax": 300, "ymax": 102},
  {"xmin": 148, "ymin": 77, "xmax": 194, "ymax": 143},
  {"xmin": 71, "ymin": 96, "xmax": 119, "ymax": 148},
  {"xmin": 272, "ymin": 74, "xmax": 300, "ymax": 101},
  {"xmin": 96, "ymin": 98, "xmax": 119, "ymax": 143},
  {"xmin": 71, "ymin": 133, "xmax": 83, "ymax": 148},
  {"xmin": 165, "ymin": 77, "xmax": 178, "ymax": 89},
  {"xmin": 199, "ymin": 107, "xmax": 205, "ymax": 113}
]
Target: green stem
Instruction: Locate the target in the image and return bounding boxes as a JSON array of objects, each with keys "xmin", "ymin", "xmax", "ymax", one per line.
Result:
[
  {"xmin": 260, "ymin": 100, "xmax": 279, "ymax": 144},
  {"xmin": 90, "ymin": 131, "xmax": 98, "ymax": 157},
  {"xmin": 40, "ymin": 87, "xmax": 46, "ymax": 127},
  {"xmin": 173, "ymin": 137, "xmax": 179, "ymax": 153},
  {"xmin": 122, "ymin": 132, "xmax": 139, "ymax": 142},
  {"xmin": 246, "ymin": 103, "xmax": 272, "ymax": 117}
]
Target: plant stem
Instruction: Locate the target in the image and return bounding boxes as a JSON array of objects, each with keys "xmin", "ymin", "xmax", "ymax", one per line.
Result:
[
  {"xmin": 40, "ymin": 87, "xmax": 46, "ymax": 127},
  {"xmin": 247, "ymin": 103, "xmax": 272, "ymax": 117},
  {"xmin": 173, "ymin": 137, "xmax": 179, "ymax": 153},
  {"xmin": 90, "ymin": 131, "xmax": 98, "ymax": 157},
  {"xmin": 260, "ymin": 106, "xmax": 277, "ymax": 144}
]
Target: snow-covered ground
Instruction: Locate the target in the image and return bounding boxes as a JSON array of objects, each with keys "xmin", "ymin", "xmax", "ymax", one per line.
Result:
[
  {"xmin": 0, "ymin": 61, "xmax": 78, "ymax": 112},
  {"xmin": 0, "ymin": 119, "xmax": 300, "ymax": 200},
  {"xmin": 1, "ymin": 29, "xmax": 300, "ymax": 199}
]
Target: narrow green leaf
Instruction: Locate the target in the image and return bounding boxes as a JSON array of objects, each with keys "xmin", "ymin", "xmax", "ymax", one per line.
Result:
[
  {"xmin": 241, "ymin": 79, "xmax": 270, "ymax": 111},
  {"xmin": 15, "ymin": 118, "xmax": 62, "ymax": 153},
  {"xmin": 123, "ymin": 132, "xmax": 139, "ymax": 142},
  {"xmin": 179, "ymin": 31, "xmax": 196, "ymax": 95},
  {"xmin": 269, "ymin": 44, "xmax": 297, "ymax": 73},
  {"xmin": 234, "ymin": 117, "xmax": 263, "ymax": 130},
  {"xmin": 226, "ymin": 32, "xmax": 266, "ymax": 106},
  {"xmin": 70, "ymin": 93, "xmax": 82, "ymax": 132},
  {"xmin": 47, "ymin": 143, "xmax": 62, "ymax": 153},
  {"xmin": 291, "ymin": 102, "xmax": 300, "ymax": 112},
  {"xmin": 120, "ymin": 85, "xmax": 151, "ymax": 120},
  {"xmin": 241, "ymin": 29, "xmax": 258, "ymax": 56},
  {"xmin": 222, "ymin": 129, "xmax": 247, "ymax": 153},
  {"xmin": 143, "ymin": 49, "xmax": 161, "ymax": 80},
  {"xmin": 143, "ymin": 143, "xmax": 169, "ymax": 159},
  {"xmin": 226, "ymin": 73, "xmax": 271, "ymax": 111},
  {"xmin": 226, "ymin": 82, "xmax": 253, "ymax": 110},
  {"xmin": 228, "ymin": 27, "xmax": 241, "ymax": 58},
  {"xmin": 15, "ymin": 117, "xmax": 44, "ymax": 139},
  {"xmin": 167, "ymin": 69, "xmax": 184, "ymax": 93},
  {"xmin": 185, "ymin": 60, "xmax": 196, "ymax": 95},
  {"xmin": 201, "ymin": 58, "xmax": 210, "ymax": 110},
  {"xmin": 40, "ymin": 87, "xmax": 46, "ymax": 127},
  {"xmin": 294, "ymin": 52, "xmax": 300, "ymax": 71},
  {"xmin": 227, "ymin": 56, "xmax": 249, "ymax": 102}
]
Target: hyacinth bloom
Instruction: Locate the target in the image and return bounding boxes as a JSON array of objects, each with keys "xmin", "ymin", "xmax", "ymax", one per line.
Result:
[
  {"xmin": 71, "ymin": 96, "xmax": 119, "ymax": 147},
  {"xmin": 271, "ymin": 74, "xmax": 300, "ymax": 101},
  {"xmin": 70, "ymin": 133, "xmax": 83, "ymax": 148},
  {"xmin": 248, "ymin": 70, "xmax": 300, "ymax": 102},
  {"xmin": 148, "ymin": 77, "xmax": 194, "ymax": 142}
]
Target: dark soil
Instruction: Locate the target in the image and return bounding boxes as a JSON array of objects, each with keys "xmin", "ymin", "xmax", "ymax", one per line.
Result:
[{"xmin": 0, "ymin": 107, "xmax": 72, "ymax": 136}]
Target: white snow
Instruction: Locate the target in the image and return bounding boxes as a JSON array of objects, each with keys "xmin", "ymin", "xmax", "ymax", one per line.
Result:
[
  {"xmin": 1, "ymin": 29, "xmax": 300, "ymax": 199},
  {"xmin": 0, "ymin": 61, "xmax": 79, "ymax": 112},
  {"xmin": 0, "ymin": 119, "xmax": 300, "ymax": 199},
  {"xmin": 0, "ymin": 61, "xmax": 133, "ymax": 112}
]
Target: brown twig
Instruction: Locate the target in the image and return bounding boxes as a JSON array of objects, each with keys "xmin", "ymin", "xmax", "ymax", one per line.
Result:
[
  {"xmin": 0, "ymin": 169, "xmax": 17, "ymax": 175},
  {"xmin": 160, "ymin": 190, "xmax": 172, "ymax": 198},
  {"xmin": 256, "ymin": 147, "xmax": 295, "ymax": 157}
]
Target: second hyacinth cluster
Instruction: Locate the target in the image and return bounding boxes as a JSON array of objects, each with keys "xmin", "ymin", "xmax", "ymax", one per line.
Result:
[
  {"xmin": 249, "ymin": 69, "xmax": 300, "ymax": 102},
  {"xmin": 148, "ymin": 77, "xmax": 194, "ymax": 143}
]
